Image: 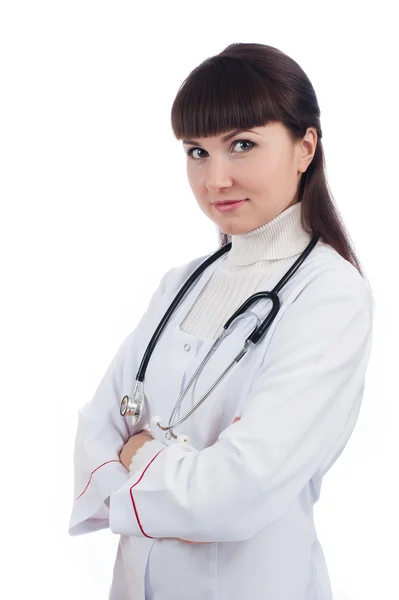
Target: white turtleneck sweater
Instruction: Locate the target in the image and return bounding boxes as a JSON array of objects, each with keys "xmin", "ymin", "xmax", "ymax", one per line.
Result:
[{"xmin": 179, "ymin": 201, "xmax": 313, "ymax": 341}]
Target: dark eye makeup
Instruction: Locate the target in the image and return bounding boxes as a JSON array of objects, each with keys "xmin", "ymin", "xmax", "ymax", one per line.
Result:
[{"xmin": 185, "ymin": 139, "xmax": 256, "ymax": 159}]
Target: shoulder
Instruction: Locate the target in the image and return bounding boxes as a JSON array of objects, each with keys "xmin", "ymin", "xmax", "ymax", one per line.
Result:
[
  {"xmin": 258, "ymin": 242, "xmax": 375, "ymax": 369},
  {"xmin": 288, "ymin": 241, "xmax": 374, "ymax": 320}
]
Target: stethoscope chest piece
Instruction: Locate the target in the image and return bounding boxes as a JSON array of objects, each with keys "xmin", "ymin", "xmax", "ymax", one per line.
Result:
[{"xmin": 120, "ymin": 385, "xmax": 144, "ymax": 425}]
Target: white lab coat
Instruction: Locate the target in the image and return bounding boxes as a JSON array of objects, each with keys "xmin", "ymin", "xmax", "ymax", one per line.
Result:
[{"xmin": 68, "ymin": 240, "xmax": 374, "ymax": 600}]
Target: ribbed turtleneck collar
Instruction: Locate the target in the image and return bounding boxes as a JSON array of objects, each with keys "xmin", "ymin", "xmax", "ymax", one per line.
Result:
[{"xmin": 226, "ymin": 201, "xmax": 312, "ymax": 266}]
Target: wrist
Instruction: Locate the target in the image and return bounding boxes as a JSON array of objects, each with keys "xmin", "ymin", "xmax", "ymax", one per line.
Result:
[{"xmin": 129, "ymin": 439, "xmax": 166, "ymax": 474}]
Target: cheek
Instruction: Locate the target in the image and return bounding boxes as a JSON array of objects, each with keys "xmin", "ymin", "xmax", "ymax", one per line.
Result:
[
  {"xmin": 261, "ymin": 155, "xmax": 293, "ymax": 186},
  {"xmin": 187, "ymin": 170, "xmax": 207, "ymax": 202},
  {"xmin": 243, "ymin": 160, "xmax": 275, "ymax": 189},
  {"xmin": 187, "ymin": 167, "xmax": 200, "ymax": 190}
]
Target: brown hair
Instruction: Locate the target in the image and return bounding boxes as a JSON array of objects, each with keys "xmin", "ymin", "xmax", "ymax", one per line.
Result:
[{"xmin": 171, "ymin": 42, "xmax": 364, "ymax": 277}]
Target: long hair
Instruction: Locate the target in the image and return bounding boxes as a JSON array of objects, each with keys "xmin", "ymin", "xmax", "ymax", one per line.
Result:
[{"xmin": 170, "ymin": 43, "xmax": 364, "ymax": 276}]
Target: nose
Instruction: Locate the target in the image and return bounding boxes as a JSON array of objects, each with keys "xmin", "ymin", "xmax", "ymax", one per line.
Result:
[{"xmin": 205, "ymin": 157, "xmax": 233, "ymax": 192}]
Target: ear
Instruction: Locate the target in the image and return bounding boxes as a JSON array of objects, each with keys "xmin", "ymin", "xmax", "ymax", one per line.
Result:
[{"xmin": 296, "ymin": 127, "xmax": 318, "ymax": 174}]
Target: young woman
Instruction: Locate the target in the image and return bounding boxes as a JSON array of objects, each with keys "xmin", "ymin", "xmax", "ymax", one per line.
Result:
[{"xmin": 69, "ymin": 43, "xmax": 374, "ymax": 600}]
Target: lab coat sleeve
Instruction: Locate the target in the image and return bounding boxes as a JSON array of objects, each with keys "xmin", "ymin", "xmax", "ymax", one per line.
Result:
[
  {"xmin": 68, "ymin": 266, "xmax": 175, "ymax": 536},
  {"xmin": 108, "ymin": 264, "xmax": 374, "ymax": 542}
]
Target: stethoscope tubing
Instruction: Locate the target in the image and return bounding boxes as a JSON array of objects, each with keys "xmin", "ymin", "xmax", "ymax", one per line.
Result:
[
  {"xmin": 166, "ymin": 335, "xmax": 255, "ymax": 432},
  {"xmin": 123, "ymin": 235, "xmax": 320, "ymax": 439}
]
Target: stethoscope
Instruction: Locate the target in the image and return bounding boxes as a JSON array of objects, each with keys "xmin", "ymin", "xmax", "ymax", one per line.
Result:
[{"xmin": 120, "ymin": 235, "xmax": 319, "ymax": 443}]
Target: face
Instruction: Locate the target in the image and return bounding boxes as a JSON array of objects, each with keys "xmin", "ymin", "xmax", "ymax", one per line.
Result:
[{"xmin": 182, "ymin": 122, "xmax": 317, "ymax": 235}]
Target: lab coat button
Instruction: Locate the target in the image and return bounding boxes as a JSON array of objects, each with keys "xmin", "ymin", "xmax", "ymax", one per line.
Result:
[{"xmin": 184, "ymin": 344, "xmax": 191, "ymax": 352}]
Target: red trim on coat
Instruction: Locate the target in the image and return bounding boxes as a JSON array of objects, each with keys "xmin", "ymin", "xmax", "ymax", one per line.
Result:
[
  {"xmin": 76, "ymin": 459, "xmax": 120, "ymax": 500},
  {"xmin": 129, "ymin": 448, "xmax": 166, "ymax": 538}
]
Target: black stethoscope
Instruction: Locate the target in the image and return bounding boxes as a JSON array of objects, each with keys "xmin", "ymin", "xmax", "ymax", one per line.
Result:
[{"xmin": 120, "ymin": 235, "xmax": 319, "ymax": 443}]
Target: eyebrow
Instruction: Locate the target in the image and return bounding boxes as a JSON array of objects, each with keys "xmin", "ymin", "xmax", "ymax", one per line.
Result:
[{"xmin": 182, "ymin": 128, "xmax": 259, "ymax": 146}]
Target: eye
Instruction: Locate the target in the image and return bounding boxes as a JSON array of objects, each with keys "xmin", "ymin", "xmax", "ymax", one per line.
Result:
[
  {"xmin": 185, "ymin": 139, "xmax": 255, "ymax": 160},
  {"xmin": 186, "ymin": 147, "xmax": 207, "ymax": 160},
  {"xmin": 232, "ymin": 140, "xmax": 254, "ymax": 153}
]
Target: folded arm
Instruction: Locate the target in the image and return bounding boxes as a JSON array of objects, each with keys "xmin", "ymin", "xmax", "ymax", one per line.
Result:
[
  {"xmin": 109, "ymin": 266, "xmax": 374, "ymax": 543},
  {"xmin": 68, "ymin": 266, "xmax": 177, "ymax": 536}
]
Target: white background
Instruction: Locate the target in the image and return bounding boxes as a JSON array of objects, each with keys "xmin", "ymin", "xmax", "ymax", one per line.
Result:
[{"xmin": 1, "ymin": 1, "xmax": 397, "ymax": 598}]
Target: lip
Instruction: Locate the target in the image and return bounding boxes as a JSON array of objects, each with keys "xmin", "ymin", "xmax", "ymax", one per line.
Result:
[
  {"xmin": 213, "ymin": 199, "xmax": 248, "ymax": 212},
  {"xmin": 213, "ymin": 199, "xmax": 248, "ymax": 205}
]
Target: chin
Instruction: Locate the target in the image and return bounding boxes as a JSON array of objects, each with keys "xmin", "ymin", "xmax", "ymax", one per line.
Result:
[{"xmin": 219, "ymin": 222, "xmax": 251, "ymax": 236}]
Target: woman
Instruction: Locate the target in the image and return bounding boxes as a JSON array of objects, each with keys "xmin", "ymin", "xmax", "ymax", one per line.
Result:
[{"xmin": 68, "ymin": 43, "xmax": 374, "ymax": 600}]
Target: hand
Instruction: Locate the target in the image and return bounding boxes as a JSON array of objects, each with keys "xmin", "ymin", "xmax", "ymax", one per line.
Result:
[
  {"xmin": 169, "ymin": 416, "xmax": 241, "ymax": 545},
  {"xmin": 119, "ymin": 430, "xmax": 154, "ymax": 470}
]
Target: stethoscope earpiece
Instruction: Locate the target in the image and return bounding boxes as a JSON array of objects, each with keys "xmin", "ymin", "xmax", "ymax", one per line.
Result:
[
  {"xmin": 151, "ymin": 415, "xmax": 189, "ymax": 443},
  {"xmin": 151, "ymin": 415, "xmax": 161, "ymax": 427}
]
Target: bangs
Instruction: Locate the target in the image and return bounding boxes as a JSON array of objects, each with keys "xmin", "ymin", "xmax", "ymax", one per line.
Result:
[{"xmin": 171, "ymin": 56, "xmax": 285, "ymax": 141}]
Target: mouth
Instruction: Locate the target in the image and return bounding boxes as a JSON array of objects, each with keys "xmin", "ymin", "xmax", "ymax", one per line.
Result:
[
  {"xmin": 213, "ymin": 199, "xmax": 248, "ymax": 205},
  {"xmin": 212, "ymin": 199, "xmax": 248, "ymax": 212}
]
